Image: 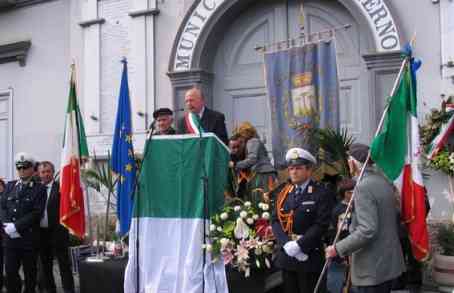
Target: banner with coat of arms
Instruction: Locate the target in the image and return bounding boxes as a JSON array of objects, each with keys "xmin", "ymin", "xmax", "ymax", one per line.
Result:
[{"xmin": 264, "ymin": 40, "xmax": 340, "ymax": 168}]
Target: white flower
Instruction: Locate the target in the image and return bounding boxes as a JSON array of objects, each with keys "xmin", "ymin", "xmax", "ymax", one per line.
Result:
[
  {"xmin": 240, "ymin": 211, "xmax": 248, "ymax": 218},
  {"xmin": 220, "ymin": 212, "xmax": 228, "ymax": 220},
  {"xmin": 217, "ymin": 226, "xmax": 223, "ymax": 232},
  {"xmin": 262, "ymin": 212, "xmax": 270, "ymax": 220},
  {"xmin": 220, "ymin": 238, "xmax": 230, "ymax": 249},
  {"xmin": 252, "ymin": 214, "xmax": 259, "ymax": 220},
  {"xmin": 258, "ymin": 203, "xmax": 264, "ymax": 209},
  {"xmin": 209, "ymin": 224, "xmax": 216, "ymax": 232},
  {"xmin": 261, "ymin": 204, "xmax": 269, "ymax": 211},
  {"xmin": 234, "ymin": 218, "xmax": 250, "ymax": 239},
  {"xmin": 205, "ymin": 244, "xmax": 213, "ymax": 252},
  {"xmin": 246, "ymin": 218, "xmax": 254, "ymax": 225},
  {"xmin": 234, "ymin": 205, "xmax": 241, "ymax": 212},
  {"xmin": 244, "ymin": 201, "xmax": 252, "ymax": 207}
]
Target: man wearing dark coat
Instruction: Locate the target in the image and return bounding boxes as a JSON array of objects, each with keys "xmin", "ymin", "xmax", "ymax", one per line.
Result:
[
  {"xmin": 38, "ymin": 161, "xmax": 75, "ymax": 293},
  {"xmin": 177, "ymin": 86, "xmax": 228, "ymax": 145},
  {"xmin": 1, "ymin": 152, "xmax": 46, "ymax": 293},
  {"xmin": 270, "ymin": 147, "xmax": 332, "ymax": 293}
]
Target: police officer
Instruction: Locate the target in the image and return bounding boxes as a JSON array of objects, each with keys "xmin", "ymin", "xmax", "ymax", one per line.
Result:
[
  {"xmin": 1, "ymin": 153, "xmax": 46, "ymax": 293},
  {"xmin": 270, "ymin": 148, "xmax": 332, "ymax": 293}
]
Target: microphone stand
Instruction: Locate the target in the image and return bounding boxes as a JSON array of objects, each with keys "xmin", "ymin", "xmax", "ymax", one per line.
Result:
[{"xmin": 130, "ymin": 125, "xmax": 155, "ymax": 293}]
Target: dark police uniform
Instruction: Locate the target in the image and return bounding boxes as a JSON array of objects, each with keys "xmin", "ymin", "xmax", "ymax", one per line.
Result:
[
  {"xmin": 271, "ymin": 179, "xmax": 332, "ymax": 293},
  {"xmin": 1, "ymin": 179, "xmax": 46, "ymax": 293}
]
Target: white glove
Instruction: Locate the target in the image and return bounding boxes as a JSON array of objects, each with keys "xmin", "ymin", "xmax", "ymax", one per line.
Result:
[
  {"xmin": 294, "ymin": 251, "xmax": 309, "ymax": 262},
  {"xmin": 283, "ymin": 241, "xmax": 301, "ymax": 257},
  {"xmin": 3, "ymin": 223, "xmax": 20, "ymax": 238}
]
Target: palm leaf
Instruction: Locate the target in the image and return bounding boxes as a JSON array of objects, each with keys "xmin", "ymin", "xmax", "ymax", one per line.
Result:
[{"xmin": 315, "ymin": 127, "xmax": 355, "ymax": 177}]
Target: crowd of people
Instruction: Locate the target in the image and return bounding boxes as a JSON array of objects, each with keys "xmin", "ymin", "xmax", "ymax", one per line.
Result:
[
  {"xmin": 0, "ymin": 156, "xmax": 75, "ymax": 293},
  {"xmin": 0, "ymin": 84, "xmax": 423, "ymax": 293},
  {"xmin": 147, "ymin": 85, "xmax": 419, "ymax": 293}
]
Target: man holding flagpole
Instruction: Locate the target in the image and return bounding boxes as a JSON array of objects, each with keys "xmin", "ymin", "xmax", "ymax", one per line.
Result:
[
  {"xmin": 325, "ymin": 144, "xmax": 405, "ymax": 293},
  {"xmin": 111, "ymin": 58, "xmax": 136, "ymax": 237}
]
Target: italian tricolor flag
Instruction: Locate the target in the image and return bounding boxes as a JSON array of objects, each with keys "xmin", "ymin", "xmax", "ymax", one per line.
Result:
[
  {"xmin": 426, "ymin": 104, "xmax": 454, "ymax": 159},
  {"xmin": 124, "ymin": 134, "xmax": 229, "ymax": 293},
  {"xmin": 60, "ymin": 68, "xmax": 88, "ymax": 238},
  {"xmin": 370, "ymin": 56, "xmax": 429, "ymax": 261}
]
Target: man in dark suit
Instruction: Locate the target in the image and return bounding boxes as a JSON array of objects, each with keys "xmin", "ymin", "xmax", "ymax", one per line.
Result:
[
  {"xmin": 1, "ymin": 152, "xmax": 47, "ymax": 293},
  {"xmin": 270, "ymin": 147, "xmax": 332, "ymax": 293},
  {"xmin": 37, "ymin": 161, "xmax": 75, "ymax": 293},
  {"xmin": 177, "ymin": 86, "xmax": 228, "ymax": 144}
]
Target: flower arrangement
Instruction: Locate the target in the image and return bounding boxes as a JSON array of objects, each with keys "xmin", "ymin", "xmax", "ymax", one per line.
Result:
[
  {"xmin": 206, "ymin": 199, "xmax": 275, "ymax": 277},
  {"xmin": 420, "ymin": 96, "xmax": 454, "ymax": 176}
]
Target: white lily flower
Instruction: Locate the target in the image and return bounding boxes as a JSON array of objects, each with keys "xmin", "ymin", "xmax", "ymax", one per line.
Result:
[
  {"xmin": 234, "ymin": 218, "xmax": 250, "ymax": 239},
  {"xmin": 240, "ymin": 211, "xmax": 248, "ymax": 218},
  {"xmin": 234, "ymin": 205, "xmax": 241, "ymax": 212},
  {"xmin": 209, "ymin": 224, "xmax": 216, "ymax": 231},
  {"xmin": 244, "ymin": 201, "xmax": 252, "ymax": 207},
  {"xmin": 246, "ymin": 218, "xmax": 254, "ymax": 225},
  {"xmin": 262, "ymin": 212, "xmax": 270, "ymax": 220},
  {"xmin": 220, "ymin": 212, "xmax": 229, "ymax": 220}
]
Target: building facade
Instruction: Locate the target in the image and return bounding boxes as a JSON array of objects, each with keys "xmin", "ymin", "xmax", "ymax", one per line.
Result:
[{"xmin": 0, "ymin": 0, "xmax": 454, "ymax": 220}]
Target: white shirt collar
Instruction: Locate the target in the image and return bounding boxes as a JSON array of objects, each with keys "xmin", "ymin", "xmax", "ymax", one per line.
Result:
[{"xmin": 198, "ymin": 106, "xmax": 205, "ymax": 119}]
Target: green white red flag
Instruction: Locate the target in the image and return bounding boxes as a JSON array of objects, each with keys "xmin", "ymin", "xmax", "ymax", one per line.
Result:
[
  {"xmin": 184, "ymin": 112, "xmax": 204, "ymax": 135},
  {"xmin": 426, "ymin": 104, "xmax": 454, "ymax": 159},
  {"xmin": 60, "ymin": 67, "xmax": 88, "ymax": 238},
  {"xmin": 370, "ymin": 51, "xmax": 429, "ymax": 261}
]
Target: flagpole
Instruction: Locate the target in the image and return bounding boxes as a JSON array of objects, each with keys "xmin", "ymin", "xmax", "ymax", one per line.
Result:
[{"xmin": 313, "ymin": 52, "xmax": 410, "ymax": 293}]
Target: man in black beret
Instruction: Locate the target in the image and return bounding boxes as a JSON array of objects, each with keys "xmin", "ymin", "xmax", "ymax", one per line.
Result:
[{"xmin": 150, "ymin": 108, "xmax": 176, "ymax": 135}]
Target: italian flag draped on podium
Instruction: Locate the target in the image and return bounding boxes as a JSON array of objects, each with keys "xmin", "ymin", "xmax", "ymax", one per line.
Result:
[
  {"xmin": 124, "ymin": 133, "xmax": 230, "ymax": 293},
  {"xmin": 60, "ymin": 67, "xmax": 88, "ymax": 238},
  {"xmin": 370, "ymin": 46, "xmax": 429, "ymax": 261}
]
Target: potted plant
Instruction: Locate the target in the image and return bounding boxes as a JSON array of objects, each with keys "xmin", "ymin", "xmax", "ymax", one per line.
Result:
[
  {"xmin": 206, "ymin": 198, "xmax": 275, "ymax": 293},
  {"xmin": 432, "ymin": 222, "xmax": 454, "ymax": 292}
]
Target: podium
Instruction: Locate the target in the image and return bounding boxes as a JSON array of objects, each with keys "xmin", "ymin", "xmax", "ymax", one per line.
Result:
[{"xmin": 124, "ymin": 133, "xmax": 230, "ymax": 293}]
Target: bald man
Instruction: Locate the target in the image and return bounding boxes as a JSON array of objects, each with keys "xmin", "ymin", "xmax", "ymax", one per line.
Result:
[{"xmin": 178, "ymin": 85, "xmax": 228, "ymax": 145}]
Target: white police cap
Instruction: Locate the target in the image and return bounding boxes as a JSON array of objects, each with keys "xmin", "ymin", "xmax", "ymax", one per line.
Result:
[
  {"xmin": 14, "ymin": 152, "xmax": 35, "ymax": 165},
  {"xmin": 285, "ymin": 147, "xmax": 317, "ymax": 166}
]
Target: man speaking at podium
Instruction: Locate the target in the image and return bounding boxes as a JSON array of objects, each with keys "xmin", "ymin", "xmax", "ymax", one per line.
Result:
[{"xmin": 178, "ymin": 85, "xmax": 229, "ymax": 145}]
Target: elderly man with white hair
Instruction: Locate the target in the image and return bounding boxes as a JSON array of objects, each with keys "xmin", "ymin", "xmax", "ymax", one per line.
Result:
[
  {"xmin": 270, "ymin": 147, "xmax": 333, "ymax": 293},
  {"xmin": 1, "ymin": 152, "xmax": 46, "ymax": 293},
  {"xmin": 325, "ymin": 143, "xmax": 406, "ymax": 293}
]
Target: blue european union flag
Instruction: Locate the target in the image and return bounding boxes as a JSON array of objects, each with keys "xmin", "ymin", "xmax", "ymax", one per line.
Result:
[{"xmin": 111, "ymin": 59, "xmax": 136, "ymax": 236}]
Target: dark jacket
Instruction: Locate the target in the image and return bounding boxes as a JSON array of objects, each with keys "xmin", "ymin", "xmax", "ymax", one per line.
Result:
[
  {"xmin": 178, "ymin": 107, "xmax": 228, "ymax": 145},
  {"xmin": 271, "ymin": 180, "xmax": 332, "ymax": 272},
  {"xmin": 44, "ymin": 181, "xmax": 70, "ymax": 246},
  {"xmin": 1, "ymin": 179, "xmax": 46, "ymax": 249}
]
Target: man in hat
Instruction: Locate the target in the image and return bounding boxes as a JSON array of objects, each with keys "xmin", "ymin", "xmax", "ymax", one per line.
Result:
[
  {"xmin": 1, "ymin": 152, "xmax": 46, "ymax": 293},
  {"xmin": 270, "ymin": 147, "xmax": 332, "ymax": 293},
  {"xmin": 151, "ymin": 107, "xmax": 176, "ymax": 135},
  {"xmin": 325, "ymin": 143, "xmax": 405, "ymax": 293}
]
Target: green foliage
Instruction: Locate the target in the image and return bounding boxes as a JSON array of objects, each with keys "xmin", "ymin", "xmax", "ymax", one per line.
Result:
[
  {"xmin": 429, "ymin": 150, "xmax": 454, "ymax": 176},
  {"xmin": 315, "ymin": 127, "xmax": 355, "ymax": 178},
  {"xmin": 81, "ymin": 152, "xmax": 117, "ymax": 195},
  {"xmin": 437, "ymin": 223, "xmax": 454, "ymax": 256}
]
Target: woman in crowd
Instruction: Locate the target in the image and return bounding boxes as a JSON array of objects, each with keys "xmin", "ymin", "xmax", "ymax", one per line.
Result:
[{"xmin": 230, "ymin": 122, "xmax": 276, "ymax": 203}]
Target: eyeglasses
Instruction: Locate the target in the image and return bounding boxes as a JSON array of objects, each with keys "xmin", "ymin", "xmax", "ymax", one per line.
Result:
[{"xmin": 16, "ymin": 164, "xmax": 32, "ymax": 170}]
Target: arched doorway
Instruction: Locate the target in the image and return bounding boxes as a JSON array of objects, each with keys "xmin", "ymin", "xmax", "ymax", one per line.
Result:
[{"xmin": 168, "ymin": 0, "xmax": 404, "ymax": 148}]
